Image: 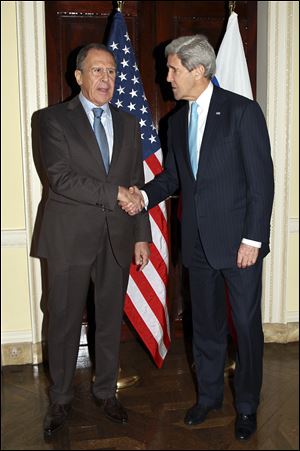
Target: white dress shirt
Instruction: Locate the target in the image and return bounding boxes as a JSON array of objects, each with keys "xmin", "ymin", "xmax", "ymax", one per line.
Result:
[{"xmin": 189, "ymin": 81, "xmax": 214, "ymax": 168}]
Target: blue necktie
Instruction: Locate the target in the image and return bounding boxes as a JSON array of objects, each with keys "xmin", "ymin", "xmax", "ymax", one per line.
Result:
[
  {"xmin": 188, "ymin": 102, "xmax": 199, "ymax": 178},
  {"xmin": 92, "ymin": 108, "xmax": 110, "ymax": 173}
]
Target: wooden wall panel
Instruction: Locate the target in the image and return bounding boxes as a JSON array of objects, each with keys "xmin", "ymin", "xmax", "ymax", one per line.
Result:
[
  {"xmin": 45, "ymin": 1, "xmax": 138, "ymax": 105},
  {"xmin": 153, "ymin": 1, "xmax": 256, "ymax": 121},
  {"xmin": 45, "ymin": 1, "xmax": 256, "ymax": 108}
]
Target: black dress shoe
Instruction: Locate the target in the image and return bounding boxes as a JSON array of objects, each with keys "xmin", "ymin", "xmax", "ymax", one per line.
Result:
[
  {"xmin": 43, "ymin": 403, "xmax": 71, "ymax": 436},
  {"xmin": 184, "ymin": 402, "xmax": 222, "ymax": 425},
  {"xmin": 235, "ymin": 413, "xmax": 257, "ymax": 440},
  {"xmin": 94, "ymin": 395, "xmax": 128, "ymax": 423}
]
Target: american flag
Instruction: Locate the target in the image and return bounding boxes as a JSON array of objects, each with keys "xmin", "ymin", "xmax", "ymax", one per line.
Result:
[{"xmin": 106, "ymin": 11, "xmax": 170, "ymax": 367}]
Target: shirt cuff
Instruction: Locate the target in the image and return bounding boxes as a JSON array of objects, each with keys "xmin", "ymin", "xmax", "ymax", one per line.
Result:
[
  {"xmin": 242, "ymin": 238, "xmax": 262, "ymax": 248},
  {"xmin": 140, "ymin": 190, "xmax": 149, "ymax": 209},
  {"xmin": 140, "ymin": 189, "xmax": 149, "ymax": 210}
]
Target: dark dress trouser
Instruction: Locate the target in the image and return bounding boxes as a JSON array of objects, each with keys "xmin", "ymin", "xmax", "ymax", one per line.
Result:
[
  {"xmin": 46, "ymin": 226, "xmax": 130, "ymax": 404},
  {"xmin": 189, "ymin": 234, "xmax": 264, "ymax": 415}
]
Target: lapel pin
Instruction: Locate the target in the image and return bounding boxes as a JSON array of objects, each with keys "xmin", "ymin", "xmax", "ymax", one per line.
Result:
[{"xmin": 216, "ymin": 111, "xmax": 221, "ymax": 115}]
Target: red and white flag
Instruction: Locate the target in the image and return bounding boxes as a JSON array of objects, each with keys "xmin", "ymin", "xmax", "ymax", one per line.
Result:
[{"xmin": 106, "ymin": 11, "xmax": 170, "ymax": 367}]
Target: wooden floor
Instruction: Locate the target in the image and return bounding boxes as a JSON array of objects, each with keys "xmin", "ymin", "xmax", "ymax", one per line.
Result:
[{"xmin": 1, "ymin": 337, "xmax": 299, "ymax": 450}]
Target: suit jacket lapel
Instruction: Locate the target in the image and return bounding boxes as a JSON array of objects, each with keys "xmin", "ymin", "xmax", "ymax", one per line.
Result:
[
  {"xmin": 176, "ymin": 103, "xmax": 194, "ymax": 178},
  {"xmin": 67, "ymin": 96, "xmax": 107, "ymax": 173},
  {"xmin": 109, "ymin": 104, "xmax": 122, "ymax": 170}
]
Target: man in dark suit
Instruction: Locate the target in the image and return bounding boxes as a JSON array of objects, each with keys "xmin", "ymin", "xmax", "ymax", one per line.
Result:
[
  {"xmin": 121, "ymin": 35, "xmax": 274, "ymax": 441},
  {"xmin": 32, "ymin": 43, "xmax": 151, "ymax": 436}
]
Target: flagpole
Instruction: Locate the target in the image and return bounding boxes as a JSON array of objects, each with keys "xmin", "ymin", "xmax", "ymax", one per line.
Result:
[
  {"xmin": 117, "ymin": 365, "xmax": 139, "ymax": 390},
  {"xmin": 229, "ymin": 1, "xmax": 236, "ymax": 15},
  {"xmin": 226, "ymin": 0, "xmax": 237, "ymax": 379},
  {"xmin": 116, "ymin": 1, "xmax": 124, "ymax": 13}
]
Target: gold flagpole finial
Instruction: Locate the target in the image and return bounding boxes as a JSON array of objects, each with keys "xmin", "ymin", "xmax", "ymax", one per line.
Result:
[
  {"xmin": 229, "ymin": 1, "xmax": 236, "ymax": 15},
  {"xmin": 116, "ymin": 1, "xmax": 124, "ymax": 12}
]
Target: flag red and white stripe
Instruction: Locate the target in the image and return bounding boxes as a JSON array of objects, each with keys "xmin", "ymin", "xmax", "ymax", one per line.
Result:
[{"xmin": 106, "ymin": 11, "xmax": 170, "ymax": 367}]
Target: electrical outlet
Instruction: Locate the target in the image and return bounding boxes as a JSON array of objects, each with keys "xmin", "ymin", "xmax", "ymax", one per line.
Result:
[
  {"xmin": 2, "ymin": 343, "xmax": 31, "ymax": 365},
  {"xmin": 9, "ymin": 346, "xmax": 21, "ymax": 358}
]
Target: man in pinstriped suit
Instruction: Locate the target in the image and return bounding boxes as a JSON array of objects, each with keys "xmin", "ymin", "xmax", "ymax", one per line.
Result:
[{"xmin": 122, "ymin": 35, "xmax": 274, "ymax": 441}]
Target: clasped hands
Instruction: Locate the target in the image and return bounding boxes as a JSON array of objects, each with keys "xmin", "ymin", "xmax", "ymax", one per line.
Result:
[
  {"xmin": 117, "ymin": 186, "xmax": 144, "ymax": 216},
  {"xmin": 117, "ymin": 186, "xmax": 150, "ymax": 271}
]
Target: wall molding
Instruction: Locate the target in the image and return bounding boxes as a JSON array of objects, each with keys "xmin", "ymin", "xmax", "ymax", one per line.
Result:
[
  {"xmin": 263, "ymin": 322, "xmax": 299, "ymax": 343},
  {"xmin": 262, "ymin": 1, "xmax": 297, "ymax": 324},
  {"xmin": 0, "ymin": 220, "xmax": 292, "ymax": 248},
  {"xmin": 1, "ymin": 322, "xmax": 298, "ymax": 366},
  {"xmin": 1, "ymin": 230, "xmax": 27, "ymax": 247},
  {"xmin": 286, "ymin": 311, "xmax": 299, "ymax": 323},
  {"xmin": 1, "ymin": 341, "xmax": 42, "ymax": 366},
  {"xmin": 1, "ymin": 330, "xmax": 32, "ymax": 344},
  {"xmin": 288, "ymin": 218, "xmax": 299, "ymax": 234},
  {"xmin": 15, "ymin": 1, "xmax": 48, "ymax": 363}
]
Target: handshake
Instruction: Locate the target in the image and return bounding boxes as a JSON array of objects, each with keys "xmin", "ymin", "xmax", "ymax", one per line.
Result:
[{"xmin": 117, "ymin": 186, "xmax": 144, "ymax": 216}]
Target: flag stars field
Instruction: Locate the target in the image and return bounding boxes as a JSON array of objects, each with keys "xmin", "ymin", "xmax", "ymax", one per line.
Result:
[
  {"xmin": 115, "ymin": 99, "xmax": 123, "ymax": 108},
  {"xmin": 128, "ymin": 102, "xmax": 136, "ymax": 111},
  {"xmin": 116, "ymin": 86, "xmax": 125, "ymax": 95},
  {"xmin": 132, "ymin": 75, "xmax": 139, "ymax": 84},
  {"xmin": 120, "ymin": 58, "xmax": 129, "ymax": 68},
  {"xmin": 129, "ymin": 89, "xmax": 138, "ymax": 98}
]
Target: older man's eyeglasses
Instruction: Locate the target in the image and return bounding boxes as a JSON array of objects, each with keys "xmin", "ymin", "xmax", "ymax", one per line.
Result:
[{"xmin": 88, "ymin": 67, "xmax": 117, "ymax": 79}]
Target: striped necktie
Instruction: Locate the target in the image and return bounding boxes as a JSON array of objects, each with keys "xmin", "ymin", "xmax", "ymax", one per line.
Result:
[
  {"xmin": 92, "ymin": 108, "xmax": 110, "ymax": 173},
  {"xmin": 188, "ymin": 102, "xmax": 199, "ymax": 178}
]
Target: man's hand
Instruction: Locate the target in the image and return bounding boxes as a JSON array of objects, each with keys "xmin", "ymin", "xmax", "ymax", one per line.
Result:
[
  {"xmin": 134, "ymin": 242, "xmax": 150, "ymax": 271},
  {"xmin": 237, "ymin": 243, "xmax": 259, "ymax": 269},
  {"xmin": 118, "ymin": 186, "xmax": 144, "ymax": 216}
]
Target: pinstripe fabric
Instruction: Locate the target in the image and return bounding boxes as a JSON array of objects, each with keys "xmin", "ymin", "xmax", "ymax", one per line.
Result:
[
  {"xmin": 144, "ymin": 86, "xmax": 274, "ymax": 270},
  {"xmin": 143, "ymin": 84, "xmax": 274, "ymax": 416}
]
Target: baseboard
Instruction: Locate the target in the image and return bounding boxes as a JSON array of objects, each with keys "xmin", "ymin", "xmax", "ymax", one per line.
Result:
[
  {"xmin": 263, "ymin": 322, "xmax": 299, "ymax": 343},
  {"xmin": 173, "ymin": 319, "xmax": 299, "ymax": 343},
  {"xmin": 1, "ymin": 322, "xmax": 298, "ymax": 366},
  {"xmin": 1, "ymin": 341, "xmax": 43, "ymax": 366}
]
